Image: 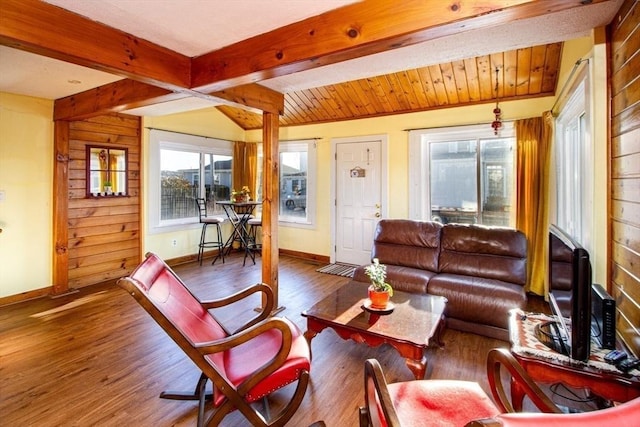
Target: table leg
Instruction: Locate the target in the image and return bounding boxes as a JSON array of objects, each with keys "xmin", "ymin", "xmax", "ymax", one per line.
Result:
[
  {"xmin": 303, "ymin": 329, "xmax": 318, "ymax": 361},
  {"xmin": 404, "ymin": 355, "xmax": 427, "ymax": 380},
  {"xmin": 433, "ymin": 315, "xmax": 446, "ymax": 347},
  {"xmin": 237, "ymin": 215, "xmax": 256, "ymax": 265}
]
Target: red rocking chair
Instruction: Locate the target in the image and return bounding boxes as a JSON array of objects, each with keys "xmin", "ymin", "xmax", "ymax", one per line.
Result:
[{"xmin": 118, "ymin": 252, "xmax": 310, "ymax": 427}]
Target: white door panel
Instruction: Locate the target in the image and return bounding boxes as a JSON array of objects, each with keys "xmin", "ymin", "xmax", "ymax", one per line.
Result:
[{"xmin": 334, "ymin": 137, "xmax": 385, "ymax": 266}]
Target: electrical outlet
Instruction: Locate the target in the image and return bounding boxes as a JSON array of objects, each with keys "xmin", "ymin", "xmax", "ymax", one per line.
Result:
[{"xmin": 171, "ymin": 239, "xmax": 177, "ymax": 247}]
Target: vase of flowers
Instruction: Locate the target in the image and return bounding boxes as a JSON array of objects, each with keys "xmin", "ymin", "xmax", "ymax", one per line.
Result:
[
  {"xmin": 231, "ymin": 186, "xmax": 250, "ymax": 203},
  {"xmin": 364, "ymin": 258, "xmax": 393, "ymax": 308}
]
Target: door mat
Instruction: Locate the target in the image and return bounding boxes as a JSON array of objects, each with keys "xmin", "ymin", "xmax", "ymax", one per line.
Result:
[{"xmin": 316, "ymin": 263, "xmax": 357, "ymax": 277}]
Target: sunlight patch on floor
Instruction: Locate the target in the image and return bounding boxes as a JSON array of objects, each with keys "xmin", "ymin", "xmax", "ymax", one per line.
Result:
[{"xmin": 30, "ymin": 291, "xmax": 109, "ymax": 320}]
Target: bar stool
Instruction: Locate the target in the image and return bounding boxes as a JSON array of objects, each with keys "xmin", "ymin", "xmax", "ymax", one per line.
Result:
[
  {"xmin": 243, "ymin": 217, "xmax": 262, "ymax": 266},
  {"xmin": 195, "ymin": 198, "xmax": 224, "ymax": 266}
]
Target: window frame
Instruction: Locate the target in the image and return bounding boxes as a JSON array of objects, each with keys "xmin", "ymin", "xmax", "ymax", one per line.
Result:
[
  {"xmin": 553, "ymin": 69, "xmax": 592, "ymax": 250},
  {"xmin": 86, "ymin": 145, "xmax": 128, "ymax": 197},
  {"xmin": 276, "ymin": 139, "xmax": 317, "ymax": 228},
  {"xmin": 148, "ymin": 129, "xmax": 232, "ymax": 234},
  {"xmin": 408, "ymin": 122, "xmax": 515, "ymax": 226}
]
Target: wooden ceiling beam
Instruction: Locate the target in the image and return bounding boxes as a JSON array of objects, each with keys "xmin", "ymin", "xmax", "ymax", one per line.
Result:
[
  {"xmin": 53, "ymin": 79, "xmax": 283, "ymax": 120},
  {"xmin": 54, "ymin": 80, "xmax": 185, "ymax": 121},
  {"xmin": 190, "ymin": 0, "xmax": 609, "ymax": 92},
  {"xmin": 0, "ymin": 0, "xmax": 191, "ymax": 90},
  {"xmin": 211, "ymin": 84, "xmax": 284, "ymax": 115}
]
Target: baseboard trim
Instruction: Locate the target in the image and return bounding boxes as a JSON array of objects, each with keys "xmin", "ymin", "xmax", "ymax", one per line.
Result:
[
  {"xmin": 279, "ymin": 248, "xmax": 329, "ymax": 264},
  {"xmin": 0, "ymin": 287, "xmax": 52, "ymax": 307}
]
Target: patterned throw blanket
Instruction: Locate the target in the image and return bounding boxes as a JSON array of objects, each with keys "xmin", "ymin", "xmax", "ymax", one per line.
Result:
[{"xmin": 509, "ymin": 309, "xmax": 639, "ymax": 376}]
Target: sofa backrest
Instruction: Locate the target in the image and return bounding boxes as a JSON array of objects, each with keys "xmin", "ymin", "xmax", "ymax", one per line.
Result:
[
  {"xmin": 549, "ymin": 232, "xmax": 573, "ymax": 292},
  {"xmin": 439, "ymin": 224, "xmax": 527, "ymax": 286},
  {"xmin": 371, "ymin": 219, "xmax": 442, "ymax": 271}
]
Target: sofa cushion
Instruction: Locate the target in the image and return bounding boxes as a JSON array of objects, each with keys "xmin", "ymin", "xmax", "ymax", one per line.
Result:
[
  {"xmin": 439, "ymin": 224, "xmax": 527, "ymax": 286},
  {"xmin": 371, "ymin": 219, "xmax": 442, "ymax": 271},
  {"xmin": 428, "ymin": 273, "xmax": 527, "ymax": 329}
]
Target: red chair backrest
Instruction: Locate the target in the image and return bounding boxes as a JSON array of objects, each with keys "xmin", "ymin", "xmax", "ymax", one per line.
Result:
[{"xmin": 125, "ymin": 253, "xmax": 228, "ymax": 370}]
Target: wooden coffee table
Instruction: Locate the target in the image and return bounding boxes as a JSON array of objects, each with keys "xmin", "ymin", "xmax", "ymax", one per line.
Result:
[{"xmin": 301, "ymin": 281, "xmax": 447, "ymax": 379}]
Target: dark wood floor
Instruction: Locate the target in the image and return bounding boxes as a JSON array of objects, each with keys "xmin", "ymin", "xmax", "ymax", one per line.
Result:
[{"xmin": 1, "ymin": 253, "xmax": 542, "ymax": 426}]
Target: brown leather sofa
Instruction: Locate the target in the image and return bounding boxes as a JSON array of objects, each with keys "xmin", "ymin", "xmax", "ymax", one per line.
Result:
[
  {"xmin": 353, "ymin": 219, "xmax": 528, "ymax": 341},
  {"xmin": 548, "ymin": 230, "xmax": 573, "ymax": 317}
]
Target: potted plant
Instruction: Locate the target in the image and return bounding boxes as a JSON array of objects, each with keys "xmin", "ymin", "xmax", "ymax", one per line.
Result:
[
  {"xmin": 103, "ymin": 180, "xmax": 112, "ymax": 195},
  {"xmin": 364, "ymin": 258, "xmax": 393, "ymax": 308},
  {"xmin": 231, "ymin": 186, "xmax": 251, "ymax": 203}
]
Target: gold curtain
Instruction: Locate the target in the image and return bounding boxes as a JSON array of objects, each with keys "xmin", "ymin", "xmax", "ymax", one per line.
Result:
[
  {"xmin": 232, "ymin": 141, "xmax": 258, "ymax": 198},
  {"xmin": 245, "ymin": 142, "xmax": 257, "ymax": 197},
  {"xmin": 99, "ymin": 149, "xmax": 109, "ymax": 185},
  {"xmin": 109, "ymin": 152, "xmax": 118, "ymax": 190},
  {"xmin": 515, "ymin": 112, "xmax": 553, "ymax": 296}
]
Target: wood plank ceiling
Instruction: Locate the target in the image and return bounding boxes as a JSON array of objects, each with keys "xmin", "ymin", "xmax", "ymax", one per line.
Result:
[{"xmin": 218, "ymin": 42, "xmax": 562, "ymax": 130}]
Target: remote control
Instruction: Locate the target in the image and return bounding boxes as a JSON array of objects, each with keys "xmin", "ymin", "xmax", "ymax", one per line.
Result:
[
  {"xmin": 604, "ymin": 349, "xmax": 627, "ymax": 364},
  {"xmin": 617, "ymin": 357, "xmax": 640, "ymax": 373}
]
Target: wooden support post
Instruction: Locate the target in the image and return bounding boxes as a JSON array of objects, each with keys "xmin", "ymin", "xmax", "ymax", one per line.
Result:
[
  {"xmin": 261, "ymin": 111, "xmax": 283, "ymax": 313},
  {"xmin": 52, "ymin": 121, "xmax": 72, "ymax": 296}
]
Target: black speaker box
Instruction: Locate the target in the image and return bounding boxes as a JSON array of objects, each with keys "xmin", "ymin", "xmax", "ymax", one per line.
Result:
[{"xmin": 591, "ymin": 283, "xmax": 616, "ymax": 349}]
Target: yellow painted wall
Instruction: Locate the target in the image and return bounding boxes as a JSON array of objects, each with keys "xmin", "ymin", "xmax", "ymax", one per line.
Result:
[
  {"xmin": 590, "ymin": 29, "xmax": 609, "ymax": 288},
  {"xmin": 0, "ymin": 93, "xmax": 53, "ymax": 298}
]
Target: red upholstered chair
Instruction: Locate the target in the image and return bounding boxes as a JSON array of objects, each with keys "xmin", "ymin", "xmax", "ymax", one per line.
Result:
[
  {"xmin": 359, "ymin": 348, "xmax": 560, "ymax": 427},
  {"xmin": 117, "ymin": 252, "xmax": 310, "ymax": 427}
]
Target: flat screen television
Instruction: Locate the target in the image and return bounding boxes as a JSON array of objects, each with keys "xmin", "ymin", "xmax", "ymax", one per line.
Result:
[{"xmin": 538, "ymin": 224, "xmax": 592, "ymax": 361}]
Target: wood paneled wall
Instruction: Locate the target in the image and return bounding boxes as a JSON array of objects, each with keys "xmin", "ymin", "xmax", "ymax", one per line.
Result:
[
  {"xmin": 65, "ymin": 114, "xmax": 141, "ymax": 289},
  {"xmin": 608, "ymin": 0, "xmax": 640, "ymax": 357}
]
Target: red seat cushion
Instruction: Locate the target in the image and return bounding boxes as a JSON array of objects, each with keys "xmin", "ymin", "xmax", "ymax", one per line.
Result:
[
  {"xmin": 384, "ymin": 380, "xmax": 500, "ymax": 427},
  {"xmin": 210, "ymin": 317, "xmax": 311, "ymax": 406}
]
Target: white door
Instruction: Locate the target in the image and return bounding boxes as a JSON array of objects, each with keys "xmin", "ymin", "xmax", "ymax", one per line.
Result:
[{"xmin": 333, "ymin": 136, "xmax": 386, "ymax": 265}]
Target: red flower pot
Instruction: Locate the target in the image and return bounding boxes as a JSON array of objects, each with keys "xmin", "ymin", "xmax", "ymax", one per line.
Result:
[{"xmin": 368, "ymin": 286, "xmax": 390, "ymax": 309}]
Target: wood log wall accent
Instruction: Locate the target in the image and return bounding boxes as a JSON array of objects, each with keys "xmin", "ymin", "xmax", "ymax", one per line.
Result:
[
  {"xmin": 608, "ymin": 0, "xmax": 640, "ymax": 357},
  {"xmin": 62, "ymin": 114, "xmax": 141, "ymax": 290}
]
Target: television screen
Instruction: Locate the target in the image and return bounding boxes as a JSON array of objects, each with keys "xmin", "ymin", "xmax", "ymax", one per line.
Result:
[{"xmin": 546, "ymin": 224, "xmax": 592, "ymax": 361}]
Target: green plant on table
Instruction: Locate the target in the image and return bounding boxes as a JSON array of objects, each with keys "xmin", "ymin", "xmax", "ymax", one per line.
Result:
[{"xmin": 364, "ymin": 258, "xmax": 393, "ymax": 296}]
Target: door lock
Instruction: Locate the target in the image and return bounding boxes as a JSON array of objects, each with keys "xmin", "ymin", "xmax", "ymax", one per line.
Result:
[{"xmin": 375, "ymin": 212, "xmax": 381, "ymax": 218}]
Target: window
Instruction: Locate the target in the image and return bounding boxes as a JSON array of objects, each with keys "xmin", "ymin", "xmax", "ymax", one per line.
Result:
[
  {"xmin": 86, "ymin": 146, "xmax": 127, "ymax": 196},
  {"xmin": 149, "ymin": 130, "xmax": 232, "ymax": 233},
  {"xmin": 409, "ymin": 123, "xmax": 515, "ymax": 226},
  {"xmin": 256, "ymin": 140, "xmax": 317, "ymax": 227},
  {"xmin": 554, "ymin": 73, "xmax": 591, "ymax": 248}
]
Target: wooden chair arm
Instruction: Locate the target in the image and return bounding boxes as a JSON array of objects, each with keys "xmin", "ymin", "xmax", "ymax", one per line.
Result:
[
  {"xmin": 362, "ymin": 358, "xmax": 401, "ymax": 427},
  {"xmin": 201, "ymin": 283, "xmax": 274, "ymax": 332},
  {"xmin": 195, "ymin": 317, "xmax": 294, "ymax": 396},
  {"xmin": 486, "ymin": 348, "xmax": 561, "ymax": 414}
]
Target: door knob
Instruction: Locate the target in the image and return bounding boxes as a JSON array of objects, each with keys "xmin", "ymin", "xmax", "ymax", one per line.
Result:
[{"xmin": 375, "ymin": 212, "xmax": 381, "ymax": 218}]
